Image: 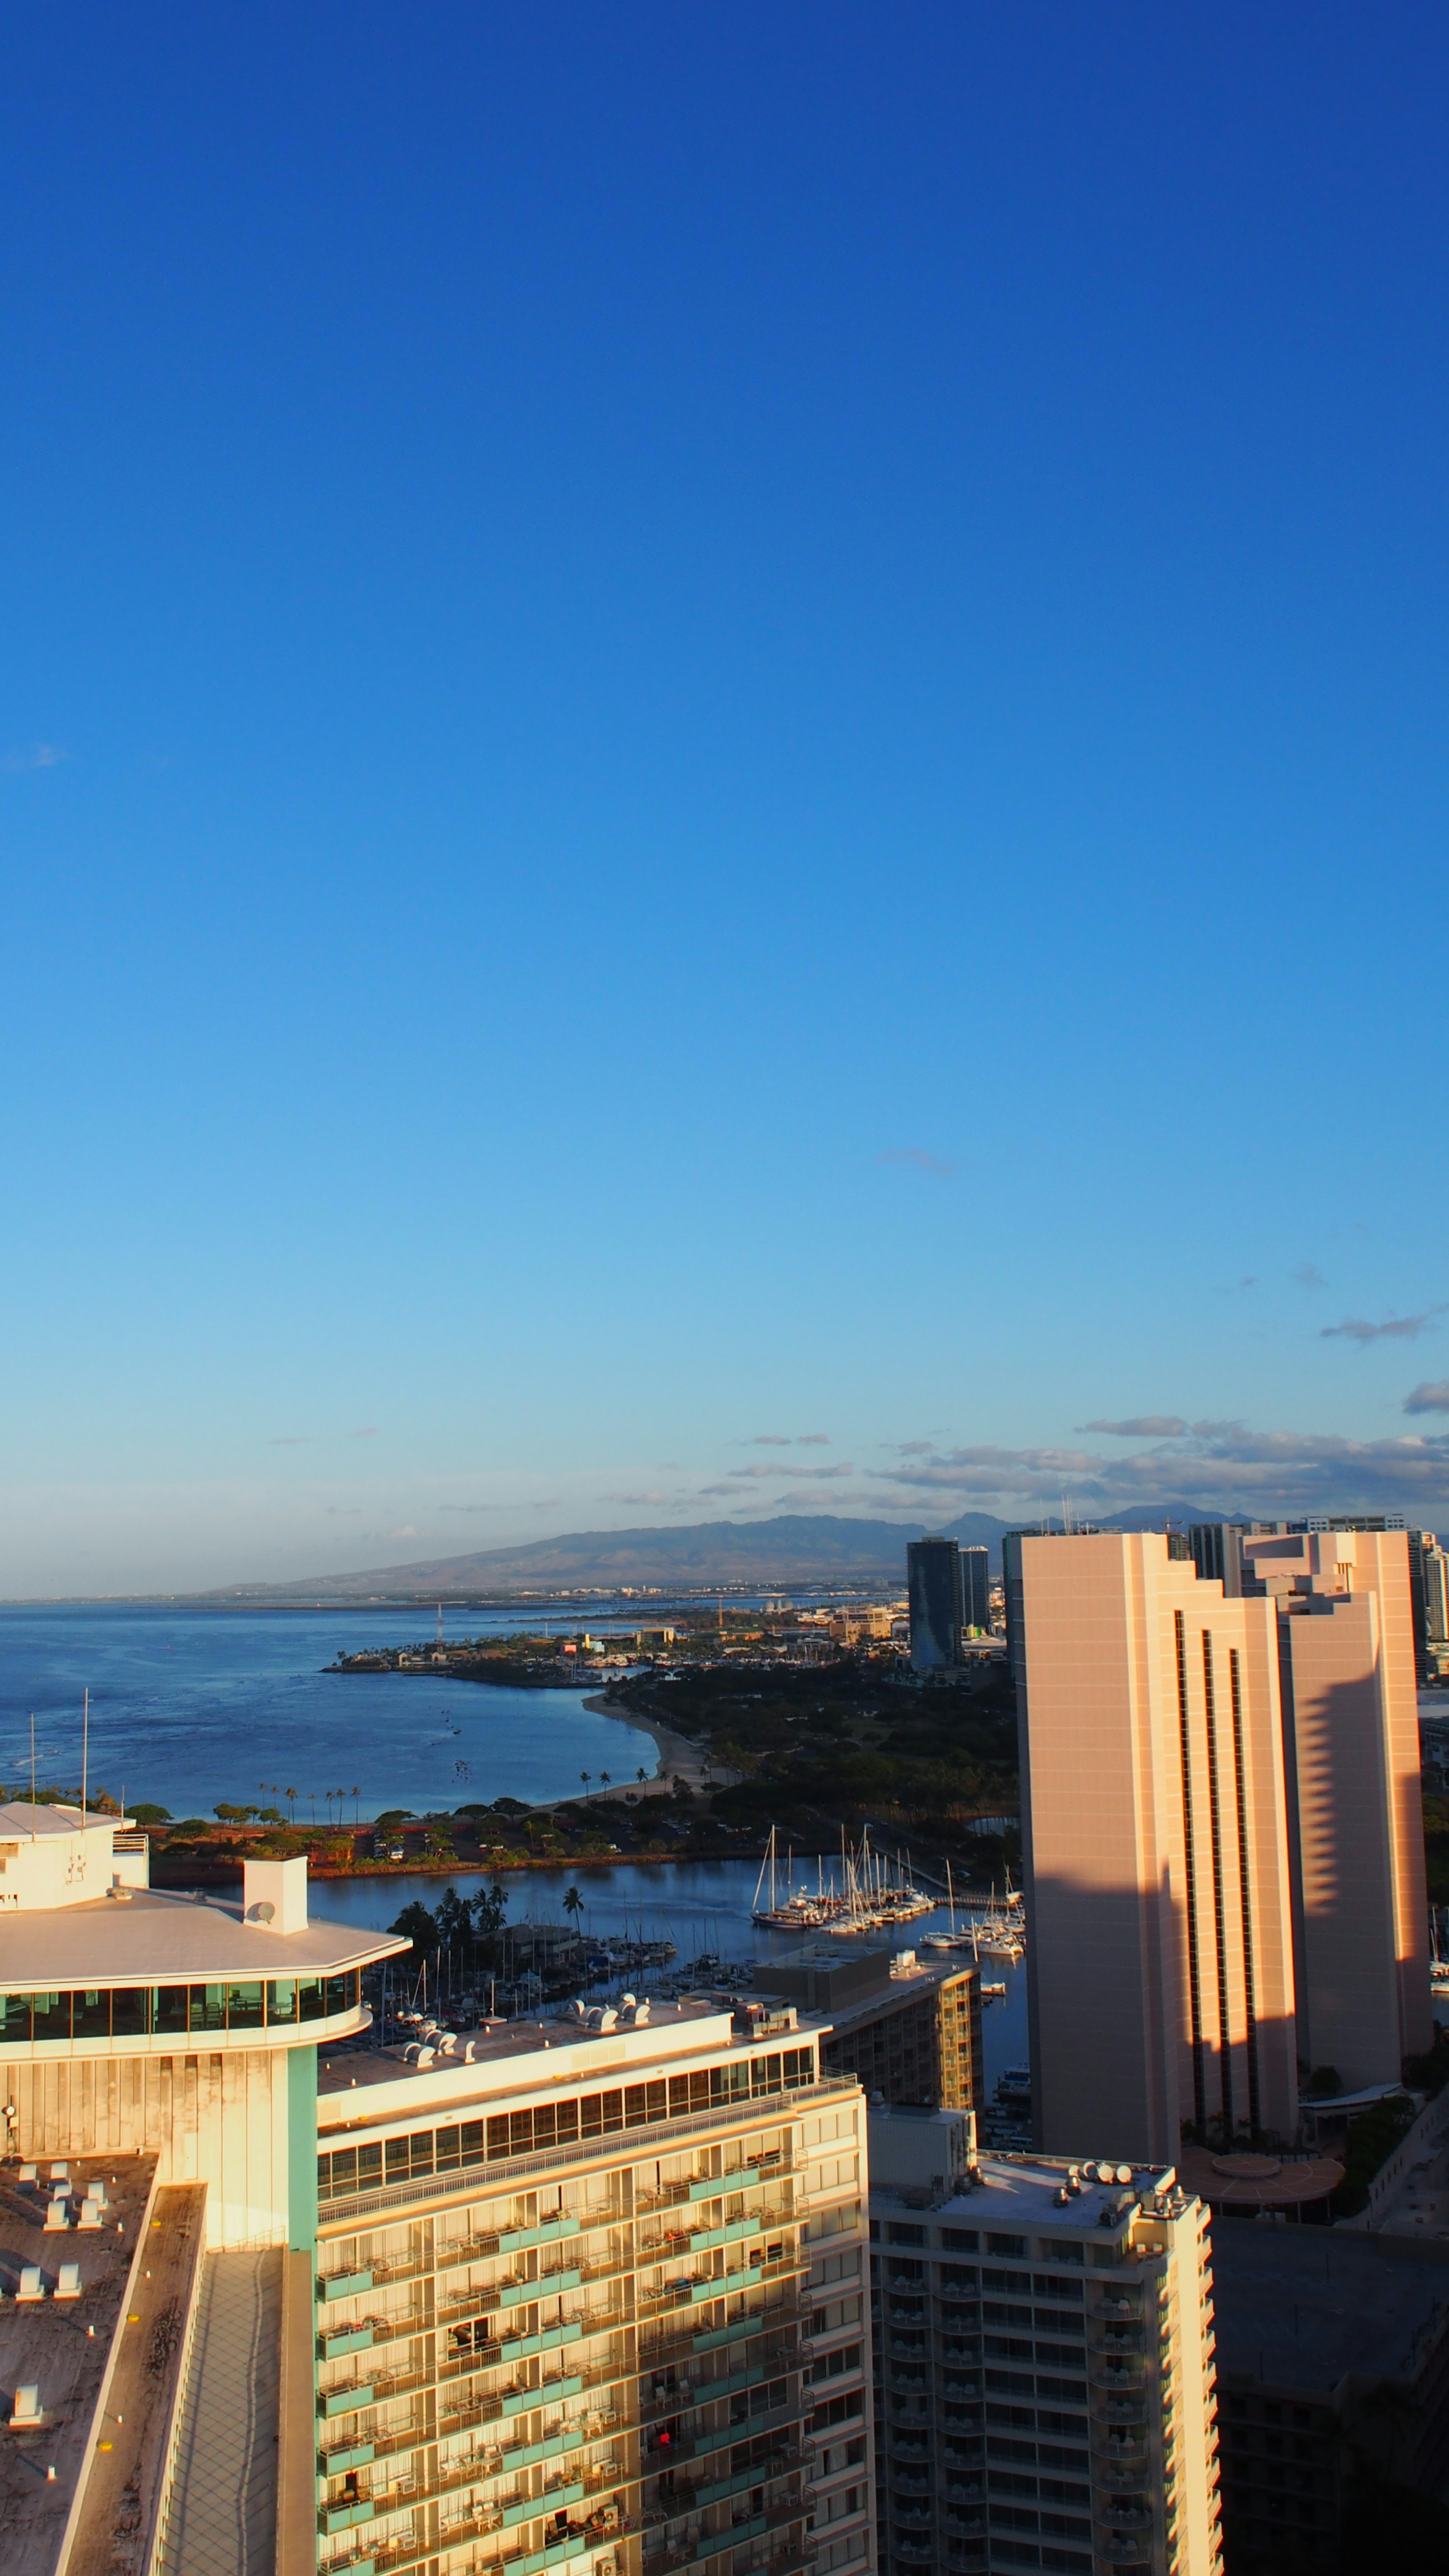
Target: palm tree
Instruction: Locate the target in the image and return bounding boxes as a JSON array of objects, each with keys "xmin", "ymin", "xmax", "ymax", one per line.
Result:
[
  {"xmin": 352, "ymin": 1784, "xmax": 361, "ymax": 1825},
  {"xmin": 637, "ymin": 1766, "xmax": 648, "ymax": 1789},
  {"xmin": 563, "ymin": 1885, "xmax": 584, "ymax": 1934},
  {"xmin": 286, "ymin": 1786, "xmax": 297, "ymax": 1825},
  {"xmin": 599, "ymin": 1770, "xmax": 611, "ymax": 1796},
  {"xmin": 580, "ymin": 1771, "xmax": 591, "ymax": 1800}
]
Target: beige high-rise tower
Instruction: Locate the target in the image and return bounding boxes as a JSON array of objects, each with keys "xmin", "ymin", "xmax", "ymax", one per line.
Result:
[
  {"xmin": 1009, "ymin": 1527, "xmax": 1431, "ymax": 2161},
  {"xmin": 1009, "ymin": 1532, "xmax": 1300, "ymax": 2161},
  {"xmin": 1239, "ymin": 1527, "xmax": 1430, "ymax": 2085}
]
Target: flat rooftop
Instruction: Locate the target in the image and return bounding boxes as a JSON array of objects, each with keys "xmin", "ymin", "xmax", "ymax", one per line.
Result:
[
  {"xmin": 0, "ymin": 1886, "xmax": 406, "ymax": 1986},
  {"xmin": 318, "ymin": 1997, "xmax": 732, "ymax": 2105},
  {"xmin": 1212, "ymin": 2222, "xmax": 1449, "ymax": 2395},
  {"xmin": 873, "ymin": 2150, "xmax": 1189, "ymax": 2237},
  {"xmin": 0, "ymin": 2152, "xmax": 160, "ymax": 2576}
]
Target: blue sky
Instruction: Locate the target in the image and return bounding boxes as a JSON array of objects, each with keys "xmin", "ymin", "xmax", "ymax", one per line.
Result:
[{"xmin": 5, "ymin": 3, "xmax": 1449, "ymax": 1592}]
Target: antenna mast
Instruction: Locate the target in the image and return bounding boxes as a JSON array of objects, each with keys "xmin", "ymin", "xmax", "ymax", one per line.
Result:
[{"xmin": 82, "ymin": 1686, "xmax": 89, "ymax": 1820}]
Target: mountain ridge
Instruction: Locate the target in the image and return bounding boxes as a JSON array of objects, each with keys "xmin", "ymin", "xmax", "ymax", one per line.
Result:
[{"xmin": 191, "ymin": 1502, "xmax": 1236, "ymax": 1601}]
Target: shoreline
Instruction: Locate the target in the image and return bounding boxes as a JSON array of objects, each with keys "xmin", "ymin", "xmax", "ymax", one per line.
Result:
[{"xmin": 566, "ymin": 1693, "xmax": 736, "ymax": 1801}]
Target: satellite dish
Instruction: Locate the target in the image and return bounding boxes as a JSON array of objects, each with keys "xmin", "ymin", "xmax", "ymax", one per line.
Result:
[{"xmin": 248, "ymin": 1900, "xmax": 275, "ymax": 1924}]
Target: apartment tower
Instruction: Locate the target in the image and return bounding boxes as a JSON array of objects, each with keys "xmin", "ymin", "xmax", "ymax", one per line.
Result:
[
  {"xmin": 1012, "ymin": 1529, "xmax": 1431, "ymax": 2160},
  {"xmin": 868, "ymin": 2110, "xmax": 1222, "ymax": 2576},
  {"xmin": 1009, "ymin": 1533, "xmax": 1300, "ymax": 2161},
  {"xmin": 313, "ymin": 1998, "xmax": 873, "ymax": 2576}
]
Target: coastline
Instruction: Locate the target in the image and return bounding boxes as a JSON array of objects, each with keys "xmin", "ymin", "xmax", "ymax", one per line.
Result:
[{"xmin": 576, "ymin": 1692, "xmax": 736, "ymax": 1799}]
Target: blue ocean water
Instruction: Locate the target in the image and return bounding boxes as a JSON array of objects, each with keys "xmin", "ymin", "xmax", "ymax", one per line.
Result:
[{"xmin": 0, "ymin": 1603, "xmax": 658, "ymax": 1821}]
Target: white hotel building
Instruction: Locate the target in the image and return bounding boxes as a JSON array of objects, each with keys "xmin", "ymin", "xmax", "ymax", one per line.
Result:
[{"xmin": 0, "ymin": 1803, "xmax": 874, "ymax": 2576}]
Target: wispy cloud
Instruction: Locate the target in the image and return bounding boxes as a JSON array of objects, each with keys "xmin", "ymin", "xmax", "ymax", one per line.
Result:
[
  {"xmin": 324, "ymin": 1507, "xmax": 364, "ymax": 1516},
  {"xmin": 436, "ymin": 1502, "xmax": 509, "ymax": 1513},
  {"xmin": 868, "ymin": 1421, "xmax": 1449, "ymax": 1518},
  {"xmin": 1292, "ymin": 1264, "xmax": 1327, "ymax": 1289},
  {"xmin": 1078, "ymin": 1416, "xmax": 1188, "ymax": 1437},
  {"xmin": 600, "ymin": 1490, "xmax": 688, "ymax": 1508},
  {"xmin": 1214, "ymin": 1276, "xmax": 1257, "ymax": 1293},
  {"xmin": 1322, "ymin": 1310, "xmax": 1441, "ymax": 1344},
  {"xmin": 877, "ymin": 1148, "xmax": 957, "ymax": 1180},
  {"xmin": 351, "ymin": 1425, "xmax": 379, "ymax": 1439},
  {"xmin": 2, "ymin": 743, "xmax": 64, "ymax": 772},
  {"xmin": 746, "ymin": 1433, "xmax": 831, "ymax": 1447},
  {"xmin": 1404, "ymin": 1384, "xmax": 1449, "ymax": 1415},
  {"xmin": 694, "ymin": 1463, "xmax": 857, "ymax": 1499}
]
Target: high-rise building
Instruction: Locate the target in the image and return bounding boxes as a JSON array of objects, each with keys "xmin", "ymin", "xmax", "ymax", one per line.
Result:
[
  {"xmin": 1237, "ymin": 1526, "xmax": 1430, "ymax": 2085},
  {"xmin": 311, "ymin": 1997, "xmax": 873, "ymax": 2576},
  {"xmin": 0, "ymin": 1811, "xmax": 405, "ymax": 2566},
  {"xmin": 1012, "ymin": 1530, "xmax": 1431, "ymax": 2160},
  {"xmin": 868, "ymin": 2110, "xmax": 1223, "ymax": 2576},
  {"xmin": 763, "ymin": 1945, "xmax": 982, "ymax": 2113},
  {"xmin": 1212, "ymin": 2222, "xmax": 1449, "ymax": 2571},
  {"xmin": 907, "ymin": 1540, "xmax": 963, "ymax": 1674},
  {"xmin": 959, "ymin": 1550, "xmax": 990, "ymax": 1637},
  {"xmin": 0, "ymin": 1811, "xmax": 875, "ymax": 2576},
  {"xmin": 1423, "ymin": 1538, "xmax": 1449, "ymax": 1655}
]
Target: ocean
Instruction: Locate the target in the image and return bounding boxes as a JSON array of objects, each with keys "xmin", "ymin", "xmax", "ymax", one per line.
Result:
[{"xmin": 0, "ymin": 1601, "xmax": 657, "ymax": 1821}]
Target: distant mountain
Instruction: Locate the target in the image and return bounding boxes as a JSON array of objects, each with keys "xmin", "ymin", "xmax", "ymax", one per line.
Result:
[
  {"xmin": 197, "ymin": 1513, "xmax": 958, "ymax": 1601},
  {"xmin": 194, "ymin": 1501, "xmax": 1233, "ymax": 1604}
]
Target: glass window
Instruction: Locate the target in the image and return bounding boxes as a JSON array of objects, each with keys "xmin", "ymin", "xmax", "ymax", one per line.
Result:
[
  {"xmin": 266, "ymin": 1980, "xmax": 297, "ymax": 2025},
  {"xmin": 298, "ymin": 1978, "xmax": 327, "ymax": 2022},
  {"xmin": 0, "ymin": 1995, "xmax": 32, "ymax": 2040},
  {"xmin": 30, "ymin": 1992, "xmax": 70, "ymax": 2041},
  {"xmin": 324, "ymin": 2149, "xmax": 357, "ymax": 2199},
  {"xmin": 71, "ymin": 1990, "xmax": 111, "ymax": 2041},
  {"xmin": 324, "ymin": 1973, "xmax": 349, "ymax": 2018},
  {"xmin": 154, "ymin": 1985, "xmax": 190, "ymax": 2035},
  {"xmin": 226, "ymin": 1981, "xmax": 264, "ymax": 2030},
  {"xmin": 111, "ymin": 1988, "xmax": 147, "ymax": 2038},
  {"xmin": 190, "ymin": 1985, "xmax": 227, "ymax": 2033},
  {"xmin": 357, "ymin": 2142, "xmax": 382, "ymax": 2189}
]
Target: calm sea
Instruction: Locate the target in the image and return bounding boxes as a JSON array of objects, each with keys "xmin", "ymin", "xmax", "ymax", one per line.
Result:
[
  {"xmin": 0, "ymin": 1604, "xmax": 1030, "ymax": 2094},
  {"xmin": 0, "ymin": 1602, "xmax": 658, "ymax": 1822}
]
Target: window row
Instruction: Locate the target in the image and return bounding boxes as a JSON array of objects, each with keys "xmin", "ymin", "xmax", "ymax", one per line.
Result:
[
  {"xmin": 317, "ymin": 2048, "xmax": 817, "ymax": 2204},
  {"xmin": 0, "ymin": 1970, "xmax": 361, "ymax": 2042}
]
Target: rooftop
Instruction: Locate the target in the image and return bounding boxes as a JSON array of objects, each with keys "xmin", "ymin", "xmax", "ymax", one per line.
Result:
[
  {"xmin": 0, "ymin": 2151, "xmax": 162, "ymax": 2576},
  {"xmin": 874, "ymin": 2149, "xmax": 1192, "ymax": 2236},
  {"xmin": 317, "ymin": 1998, "xmax": 749, "ymax": 2118},
  {"xmin": 0, "ymin": 1885, "xmax": 407, "ymax": 1987},
  {"xmin": 1212, "ymin": 2222, "xmax": 1449, "ymax": 2396},
  {"xmin": 0, "ymin": 1804, "xmax": 127, "ymax": 1841}
]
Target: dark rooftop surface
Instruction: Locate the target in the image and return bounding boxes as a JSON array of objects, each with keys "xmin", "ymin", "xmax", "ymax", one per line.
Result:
[
  {"xmin": 0, "ymin": 2152, "xmax": 158, "ymax": 2576},
  {"xmin": 1212, "ymin": 2221, "xmax": 1449, "ymax": 2394}
]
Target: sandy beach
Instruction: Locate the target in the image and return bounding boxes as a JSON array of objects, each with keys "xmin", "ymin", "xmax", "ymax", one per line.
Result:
[{"xmin": 576, "ymin": 1693, "xmax": 738, "ymax": 1800}]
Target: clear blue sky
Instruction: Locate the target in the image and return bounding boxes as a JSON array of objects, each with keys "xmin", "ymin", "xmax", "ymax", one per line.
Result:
[{"xmin": 5, "ymin": 3, "xmax": 1449, "ymax": 1592}]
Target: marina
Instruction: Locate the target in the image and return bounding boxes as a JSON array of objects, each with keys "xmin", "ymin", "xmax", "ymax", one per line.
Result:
[{"xmin": 749, "ymin": 1823, "xmax": 936, "ymax": 1932}]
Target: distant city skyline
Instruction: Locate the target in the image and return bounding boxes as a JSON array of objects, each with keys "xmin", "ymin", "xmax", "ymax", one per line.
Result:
[{"xmin": 4, "ymin": 6, "xmax": 1448, "ymax": 1593}]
